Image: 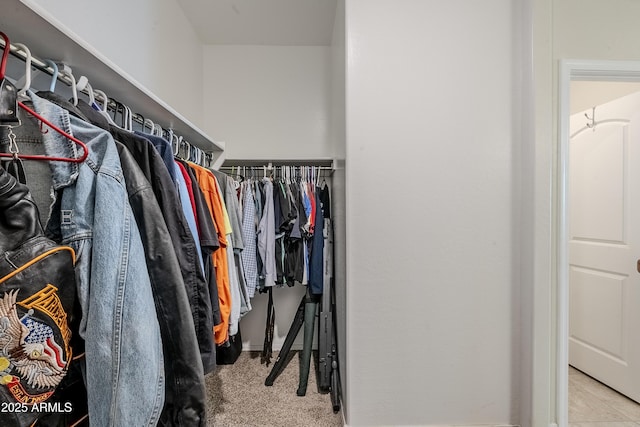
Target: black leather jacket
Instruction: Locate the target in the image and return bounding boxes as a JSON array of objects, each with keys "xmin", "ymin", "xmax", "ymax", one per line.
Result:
[
  {"xmin": 0, "ymin": 166, "xmax": 77, "ymax": 427},
  {"xmin": 115, "ymin": 142, "xmax": 208, "ymax": 426}
]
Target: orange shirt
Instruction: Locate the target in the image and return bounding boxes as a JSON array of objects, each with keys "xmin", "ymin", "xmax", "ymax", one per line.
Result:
[{"xmin": 189, "ymin": 163, "xmax": 232, "ymax": 345}]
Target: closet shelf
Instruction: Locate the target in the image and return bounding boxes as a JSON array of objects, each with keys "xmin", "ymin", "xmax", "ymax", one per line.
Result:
[{"xmin": 1, "ymin": 0, "xmax": 224, "ymax": 155}]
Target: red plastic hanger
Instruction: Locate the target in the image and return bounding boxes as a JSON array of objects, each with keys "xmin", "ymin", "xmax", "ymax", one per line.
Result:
[{"xmin": 0, "ymin": 31, "xmax": 88, "ymax": 163}]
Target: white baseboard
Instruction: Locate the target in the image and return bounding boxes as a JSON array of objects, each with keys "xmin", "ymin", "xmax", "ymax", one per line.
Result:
[{"xmin": 342, "ymin": 424, "xmax": 520, "ymax": 427}]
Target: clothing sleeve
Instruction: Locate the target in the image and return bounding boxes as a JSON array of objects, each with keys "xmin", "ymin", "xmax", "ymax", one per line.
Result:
[
  {"xmin": 257, "ymin": 179, "xmax": 277, "ymax": 287},
  {"xmin": 241, "ymin": 182, "xmax": 259, "ymax": 298},
  {"xmin": 66, "ymin": 120, "xmax": 164, "ymax": 426},
  {"xmin": 225, "ymin": 176, "xmax": 245, "ymax": 251},
  {"xmin": 189, "ymin": 164, "xmax": 232, "ymax": 345}
]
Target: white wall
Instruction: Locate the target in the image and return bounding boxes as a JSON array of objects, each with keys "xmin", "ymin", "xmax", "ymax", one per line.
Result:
[
  {"xmin": 202, "ymin": 45, "xmax": 332, "ymax": 160},
  {"xmin": 554, "ymin": 0, "xmax": 640, "ymax": 61},
  {"xmin": 330, "ymin": 0, "xmax": 348, "ymax": 421},
  {"xmin": 202, "ymin": 45, "xmax": 334, "ymax": 351},
  {"xmin": 345, "ymin": 1, "xmax": 521, "ymax": 425},
  {"xmin": 330, "ymin": 0, "xmax": 346, "ymax": 160},
  {"xmin": 237, "ymin": 285, "xmax": 308, "ymax": 352},
  {"xmin": 25, "ymin": 0, "xmax": 204, "ymax": 128}
]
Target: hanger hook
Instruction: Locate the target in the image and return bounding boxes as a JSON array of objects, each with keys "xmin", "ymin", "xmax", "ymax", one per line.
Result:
[
  {"xmin": 143, "ymin": 118, "xmax": 154, "ymax": 133},
  {"xmin": 43, "ymin": 59, "xmax": 59, "ymax": 92},
  {"xmin": 13, "ymin": 43, "xmax": 32, "ymax": 96},
  {"xmin": 115, "ymin": 101, "xmax": 129, "ymax": 130},
  {"xmin": 76, "ymin": 76, "xmax": 96, "ymax": 107},
  {"xmin": 124, "ymin": 105, "xmax": 133, "ymax": 131},
  {"xmin": 87, "ymin": 82, "xmax": 96, "ymax": 106},
  {"xmin": 585, "ymin": 106, "xmax": 596, "ymax": 130},
  {"xmin": 59, "ymin": 64, "xmax": 78, "ymax": 106},
  {"xmin": 94, "ymin": 89, "xmax": 109, "ymax": 112},
  {"xmin": 153, "ymin": 123, "xmax": 163, "ymax": 137}
]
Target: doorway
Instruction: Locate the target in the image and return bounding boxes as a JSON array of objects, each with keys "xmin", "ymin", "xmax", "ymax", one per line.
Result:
[
  {"xmin": 568, "ymin": 80, "xmax": 640, "ymax": 424},
  {"xmin": 558, "ymin": 60, "xmax": 640, "ymax": 426}
]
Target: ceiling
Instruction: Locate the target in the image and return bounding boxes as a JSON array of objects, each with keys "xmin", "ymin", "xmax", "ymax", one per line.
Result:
[
  {"xmin": 177, "ymin": 0, "xmax": 338, "ymax": 46},
  {"xmin": 571, "ymin": 81, "xmax": 640, "ymax": 114}
]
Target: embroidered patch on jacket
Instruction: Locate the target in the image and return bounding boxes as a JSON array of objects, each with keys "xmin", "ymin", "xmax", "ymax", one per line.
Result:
[
  {"xmin": 0, "ymin": 288, "xmax": 71, "ymax": 404},
  {"xmin": 60, "ymin": 210, "xmax": 73, "ymax": 226}
]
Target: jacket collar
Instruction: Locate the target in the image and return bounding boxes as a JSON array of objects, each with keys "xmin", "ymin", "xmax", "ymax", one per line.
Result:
[{"xmin": 28, "ymin": 91, "xmax": 80, "ymax": 189}]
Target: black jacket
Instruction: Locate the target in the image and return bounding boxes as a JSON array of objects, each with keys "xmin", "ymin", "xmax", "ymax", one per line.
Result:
[
  {"xmin": 115, "ymin": 143, "xmax": 208, "ymax": 426},
  {"xmin": 0, "ymin": 166, "xmax": 78, "ymax": 427}
]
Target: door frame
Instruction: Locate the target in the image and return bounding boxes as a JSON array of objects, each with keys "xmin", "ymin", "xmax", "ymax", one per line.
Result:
[{"xmin": 556, "ymin": 59, "xmax": 640, "ymax": 427}]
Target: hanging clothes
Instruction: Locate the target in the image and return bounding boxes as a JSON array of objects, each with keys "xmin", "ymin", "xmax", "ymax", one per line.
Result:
[
  {"xmin": 221, "ymin": 166, "xmax": 332, "ymax": 296},
  {"xmin": 113, "ymin": 142, "xmax": 208, "ymax": 425},
  {"xmin": 30, "ymin": 92, "xmax": 210, "ymax": 424},
  {"xmin": 177, "ymin": 160, "xmax": 222, "ymax": 330},
  {"xmin": 308, "ymin": 185, "xmax": 325, "ymax": 295},
  {"xmin": 286, "ymin": 179, "xmax": 306, "ymax": 285},
  {"xmin": 214, "ymin": 171, "xmax": 252, "ymax": 311},
  {"xmin": 188, "ymin": 163, "xmax": 232, "ymax": 345},
  {"xmin": 257, "ymin": 177, "xmax": 277, "ymax": 289},
  {"xmin": 138, "ymin": 131, "xmax": 208, "ymax": 278},
  {"xmin": 240, "ymin": 180, "xmax": 259, "ymax": 298},
  {"xmin": 3, "ymin": 92, "xmax": 165, "ymax": 427},
  {"xmin": 212, "ymin": 170, "xmax": 252, "ymax": 328},
  {"xmin": 108, "ymin": 126, "xmax": 216, "ymax": 373}
]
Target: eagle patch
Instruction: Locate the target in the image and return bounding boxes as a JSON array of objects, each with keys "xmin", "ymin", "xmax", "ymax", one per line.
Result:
[{"xmin": 0, "ymin": 288, "xmax": 71, "ymax": 404}]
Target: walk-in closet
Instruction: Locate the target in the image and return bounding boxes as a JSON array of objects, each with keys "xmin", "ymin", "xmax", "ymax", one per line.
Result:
[
  {"xmin": 5, "ymin": 1, "xmax": 635, "ymax": 426},
  {"xmin": 0, "ymin": 0, "xmax": 346, "ymax": 426}
]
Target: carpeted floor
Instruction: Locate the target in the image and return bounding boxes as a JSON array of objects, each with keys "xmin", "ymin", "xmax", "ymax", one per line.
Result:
[{"xmin": 206, "ymin": 351, "xmax": 343, "ymax": 426}]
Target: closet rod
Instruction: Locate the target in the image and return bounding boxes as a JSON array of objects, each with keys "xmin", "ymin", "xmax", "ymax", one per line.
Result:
[
  {"xmin": 0, "ymin": 37, "xmax": 59, "ymax": 84},
  {"xmin": 219, "ymin": 164, "xmax": 334, "ymax": 178},
  {"xmin": 221, "ymin": 159, "xmax": 335, "ymax": 169},
  {"xmin": 0, "ymin": 37, "xmax": 177, "ymax": 134}
]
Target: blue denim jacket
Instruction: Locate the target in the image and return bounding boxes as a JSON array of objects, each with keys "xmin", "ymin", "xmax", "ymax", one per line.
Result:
[{"xmin": 28, "ymin": 92, "xmax": 165, "ymax": 426}]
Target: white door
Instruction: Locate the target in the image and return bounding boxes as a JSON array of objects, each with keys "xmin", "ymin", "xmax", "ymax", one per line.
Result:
[{"xmin": 569, "ymin": 91, "xmax": 640, "ymax": 402}]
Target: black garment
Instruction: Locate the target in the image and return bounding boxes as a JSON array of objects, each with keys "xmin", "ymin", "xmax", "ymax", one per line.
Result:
[
  {"xmin": 255, "ymin": 181, "xmax": 266, "ymax": 290},
  {"xmin": 36, "ymin": 91, "xmax": 88, "ymax": 121},
  {"xmin": 134, "ymin": 131, "xmax": 177, "ymax": 183},
  {"xmin": 177, "ymin": 159, "xmax": 222, "ymax": 327},
  {"xmin": 273, "ymin": 179, "xmax": 299, "ymax": 286},
  {"xmin": 308, "ymin": 187, "xmax": 325, "ymax": 295},
  {"xmin": 286, "ymin": 182, "xmax": 305, "ymax": 285},
  {"xmin": 273, "ymin": 180, "xmax": 289, "ymax": 285},
  {"xmin": 320, "ymin": 183, "xmax": 331, "ymax": 219},
  {"xmin": 0, "ymin": 167, "xmax": 80, "ymax": 427},
  {"xmin": 108, "ymin": 126, "xmax": 216, "ymax": 374},
  {"xmin": 115, "ymin": 142, "xmax": 207, "ymax": 426}
]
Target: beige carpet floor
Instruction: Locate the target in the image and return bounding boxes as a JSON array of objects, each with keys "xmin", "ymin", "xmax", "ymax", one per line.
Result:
[{"xmin": 205, "ymin": 351, "xmax": 344, "ymax": 427}]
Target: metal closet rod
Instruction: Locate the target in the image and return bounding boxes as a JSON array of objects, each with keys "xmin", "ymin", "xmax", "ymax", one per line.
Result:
[
  {"xmin": 221, "ymin": 159, "xmax": 335, "ymax": 168},
  {"xmin": 0, "ymin": 37, "xmax": 157, "ymax": 129},
  {"xmin": 219, "ymin": 162, "xmax": 335, "ymax": 178}
]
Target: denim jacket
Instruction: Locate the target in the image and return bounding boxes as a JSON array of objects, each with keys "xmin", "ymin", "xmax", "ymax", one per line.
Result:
[{"xmin": 24, "ymin": 93, "xmax": 165, "ymax": 426}]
